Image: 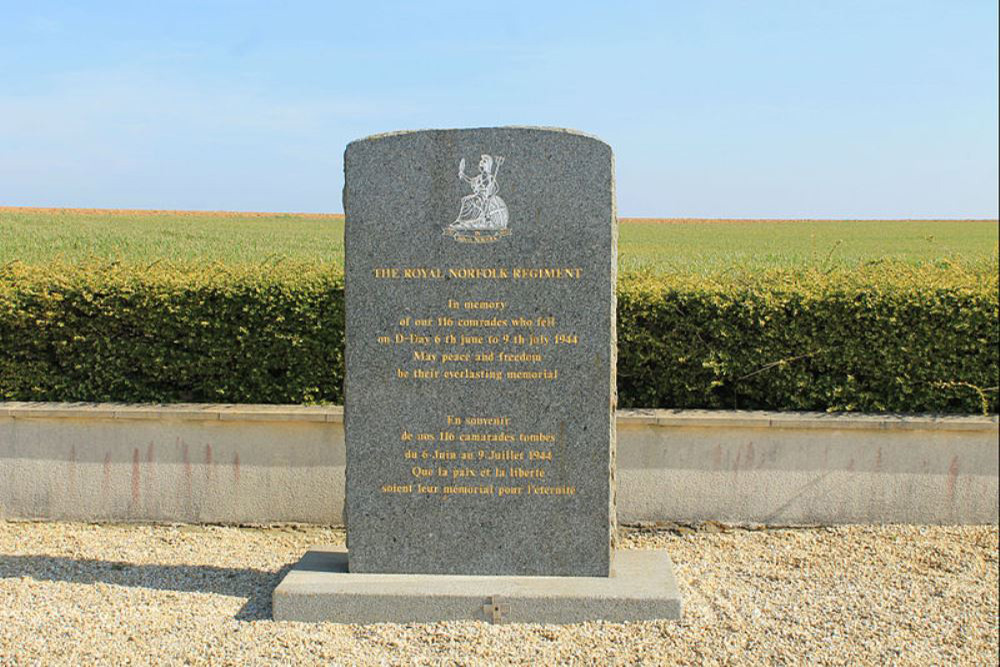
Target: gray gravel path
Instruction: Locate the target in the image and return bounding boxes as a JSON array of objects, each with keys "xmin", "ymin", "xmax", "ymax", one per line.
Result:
[{"xmin": 0, "ymin": 521, "xmax": 996, "ymax": 665}]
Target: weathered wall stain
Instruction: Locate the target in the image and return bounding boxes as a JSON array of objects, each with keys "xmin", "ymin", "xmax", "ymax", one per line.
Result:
[
  {"xmin": 102, "ymin": 452, "xmax": 112, "ymax": 496},
  {"xmin": 181, "ymin": 439, "xmax": 192, "ymax": 501},
  {"xmin": 130, "ymin": 447, "xmax": 140, "ymax": 509},
  {"xmin": 947, "ymin": 455, "xmax": 960, "ymax": 502}
]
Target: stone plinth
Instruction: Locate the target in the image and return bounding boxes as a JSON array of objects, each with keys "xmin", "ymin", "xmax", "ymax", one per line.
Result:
[{"xmin": 273, "ymin": 546, "xmax": 681, "ymax": 624}]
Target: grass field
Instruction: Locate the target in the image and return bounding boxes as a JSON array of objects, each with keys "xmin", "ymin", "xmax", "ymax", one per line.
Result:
[{"xmin": 1, "ymin": 207, "xmax": 997, "ymax": 273}]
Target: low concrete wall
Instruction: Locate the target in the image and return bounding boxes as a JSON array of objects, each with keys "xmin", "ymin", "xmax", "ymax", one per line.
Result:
[
  {"xmin": 617, "ymin": 411, "xmax": 997, "ymax": 525},
  {"xmin": 1, "ymin": 403, "xmax": 996, "ymax": 525}
]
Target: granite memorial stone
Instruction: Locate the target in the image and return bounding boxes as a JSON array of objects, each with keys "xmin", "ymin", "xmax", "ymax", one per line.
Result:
[{"xmin": 343, "ymin": 127, "xmax": 617, "ymax": 576}]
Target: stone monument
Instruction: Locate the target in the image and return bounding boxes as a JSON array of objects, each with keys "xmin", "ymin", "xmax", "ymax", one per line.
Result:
[{"xmin": 273, "ymin": 127, "xmax": 681, "ymax": 623}]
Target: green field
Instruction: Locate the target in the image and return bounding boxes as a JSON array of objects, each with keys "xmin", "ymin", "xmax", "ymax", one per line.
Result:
[{"xmin": 2, "ymin": 208, "xmax": 996, "ymax": 273}]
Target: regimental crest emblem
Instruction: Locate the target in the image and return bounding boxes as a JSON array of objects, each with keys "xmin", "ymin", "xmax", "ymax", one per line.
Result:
[{"xmin": 444, "ymin": 154, "xmax": 510, "ymax": 243}]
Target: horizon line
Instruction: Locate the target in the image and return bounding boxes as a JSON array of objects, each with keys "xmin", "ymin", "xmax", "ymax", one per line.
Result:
[{"xmin": 2, "ymin": 206, "xmax": 997, "ymax": 223}]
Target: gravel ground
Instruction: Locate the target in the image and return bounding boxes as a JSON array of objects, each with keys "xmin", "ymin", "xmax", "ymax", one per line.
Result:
[{"xmin": 0, "ymin": 521, "xmax": 996, "ymax": 666}]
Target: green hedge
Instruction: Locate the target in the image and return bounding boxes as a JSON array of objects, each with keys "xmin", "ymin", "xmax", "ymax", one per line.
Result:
[
  {"xmin": 1, "ymin": 261, "xmax": 996, "ymax": 413},
  {"xmin": 617, "ymin": 266, "xmax": 998, "ymax": 414},
  {"xmin": 0, "ymin": 262, "xmax": 345, "ymax": 404}
]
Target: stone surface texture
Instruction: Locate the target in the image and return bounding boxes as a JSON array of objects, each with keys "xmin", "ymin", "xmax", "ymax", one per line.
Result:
[
  {"xmin": 343, "ymin": 127, "xmax": 617, "ymax": 576},
  {"xmin": 273, "ymin": 546, "xmax": 680, "ymax": 624}
]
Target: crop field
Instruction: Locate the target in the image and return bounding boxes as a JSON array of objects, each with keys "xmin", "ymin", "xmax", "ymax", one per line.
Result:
[{"xmin": 1, "ymin": 207, "xmax": 997, "ymax": 273}]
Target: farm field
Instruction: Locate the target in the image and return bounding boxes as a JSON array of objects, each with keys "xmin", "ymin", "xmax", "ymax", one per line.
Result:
[{"xmin": 1, "ymin": 207, "xmax": 997, "ymax": 273}]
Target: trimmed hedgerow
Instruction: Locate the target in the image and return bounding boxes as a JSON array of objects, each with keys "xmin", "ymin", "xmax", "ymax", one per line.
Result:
[
  {"xmin": 617, "ymin": 265, "xmax": 998, "ymax": 414},
  {"xmin": 1, "ymin": 261, "xmax": 996, "ymax": 413},
  {"xmin": 0, "ymin": 262, "xmax": 344, "ymax": 405}
]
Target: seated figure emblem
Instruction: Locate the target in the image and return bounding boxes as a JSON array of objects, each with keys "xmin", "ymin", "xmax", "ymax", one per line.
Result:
[{"xmin": 445, "ymin": 155, "xmax": 510, "ymax": 243}]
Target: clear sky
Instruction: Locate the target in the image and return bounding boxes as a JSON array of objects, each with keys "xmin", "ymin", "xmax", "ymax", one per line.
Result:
[{"xmin": 1, "ymin": 1, "xmax": 997, "ymax": 217}]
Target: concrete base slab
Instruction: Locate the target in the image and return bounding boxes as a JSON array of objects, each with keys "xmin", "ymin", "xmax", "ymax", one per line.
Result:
[{"xmin": 272, "ymin": 546, "xmax": 682, "ymax": 624}]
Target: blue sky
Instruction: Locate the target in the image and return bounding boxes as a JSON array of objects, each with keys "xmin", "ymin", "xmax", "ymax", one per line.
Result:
[{"xmin": 1, "ymin": 1, "xmax": 997, "ymax": 217}]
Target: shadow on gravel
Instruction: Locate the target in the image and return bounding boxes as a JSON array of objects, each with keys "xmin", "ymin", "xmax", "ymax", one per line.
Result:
[{"xmin": 0, "ymin": 554, "xmax": 294, "ymax": 621}]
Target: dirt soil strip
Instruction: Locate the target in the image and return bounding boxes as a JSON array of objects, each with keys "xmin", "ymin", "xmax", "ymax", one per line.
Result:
[{"xmin": 0, "ymin": 206, "xmax": 344, "ymax": 219}]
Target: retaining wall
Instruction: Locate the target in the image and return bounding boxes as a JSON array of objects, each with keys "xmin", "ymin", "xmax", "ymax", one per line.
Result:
[{"xmin": 1, "ymin": 403, "xmax": 996, "ymax": 525}]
